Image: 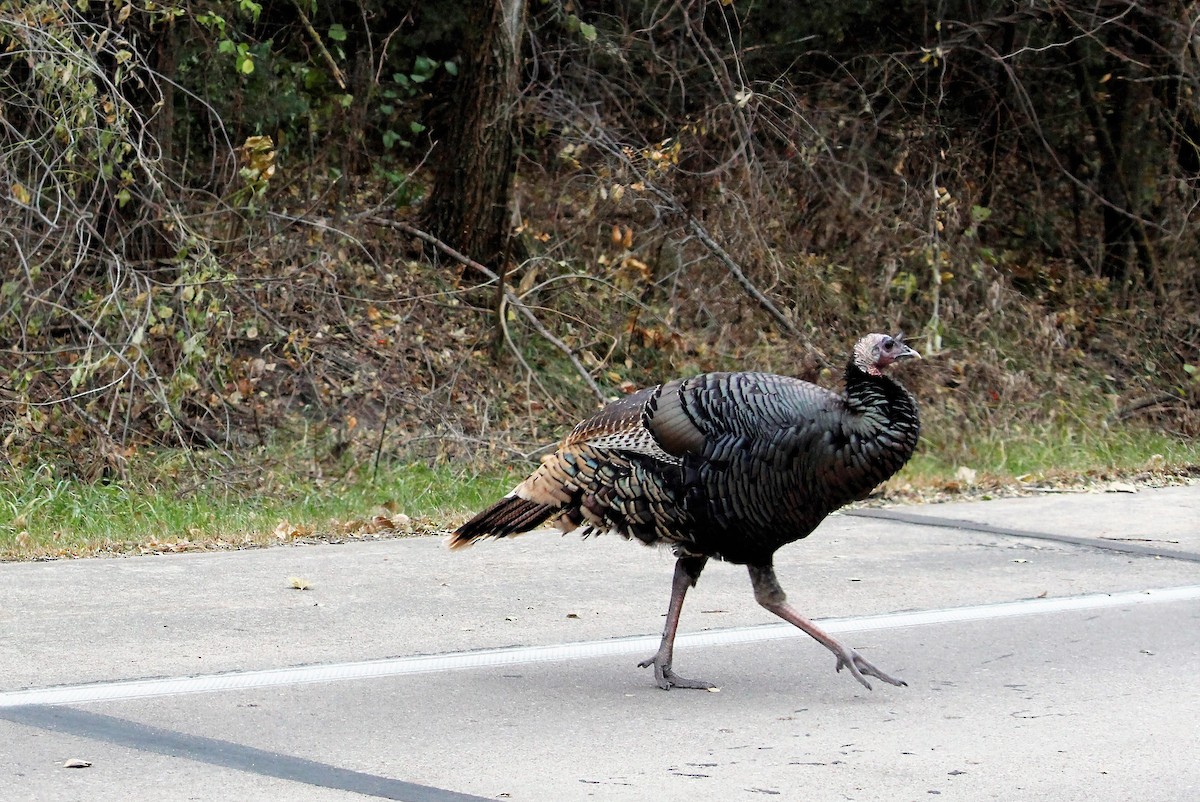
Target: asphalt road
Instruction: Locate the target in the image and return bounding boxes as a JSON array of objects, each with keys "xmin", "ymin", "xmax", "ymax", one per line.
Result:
[{"xmin": 2, "ymin": 483, "xmax": 1197, "ymax": 801}]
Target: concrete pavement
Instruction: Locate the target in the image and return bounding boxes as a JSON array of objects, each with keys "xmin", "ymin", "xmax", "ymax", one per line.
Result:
[{"xmin": 1, "ymin": 483, "xmax": 1197, "ymax": 800}]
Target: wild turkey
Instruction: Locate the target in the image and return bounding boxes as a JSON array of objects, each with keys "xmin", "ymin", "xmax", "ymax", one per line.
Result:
[{"xmin": 451, "ymin": 332, "xmax": 921, "ymax": 691}]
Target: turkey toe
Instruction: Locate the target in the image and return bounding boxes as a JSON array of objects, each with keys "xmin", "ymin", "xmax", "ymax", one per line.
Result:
[
  {"xmin": 639, "ymin": 657, "xmax": 717, "ymax": 690},
  {"xmin": 835, "ymin": 647, "xmax": 906, "ymax": 690}
]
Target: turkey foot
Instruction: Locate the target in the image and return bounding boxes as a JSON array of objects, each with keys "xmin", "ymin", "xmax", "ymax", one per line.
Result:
[
  {"xmin": 750, "ymin": 564, "xmax": 907, "ymax": 693},
  {"xmin": 833, "ymin": 644, "xmax": 906, "ymax": 691},
  {"xmin": 638, "ymin": 653, "xmax": 717, "ymax": 690}
]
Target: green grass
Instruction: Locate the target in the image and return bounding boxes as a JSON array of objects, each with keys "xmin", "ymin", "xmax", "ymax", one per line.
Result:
[
  {"xmin": 905, "ymin": 419, "xmax": 1200, "ymax": 482},
  {"xmin": 0, "ymin": 457, "xmax": 516, "ymax": 560},
  {"xmin": 1, "ymin": 421, "xmax": 1195, "ymax": 561}
]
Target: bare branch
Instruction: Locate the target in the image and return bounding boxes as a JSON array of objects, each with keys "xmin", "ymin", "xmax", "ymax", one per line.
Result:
[{"xmin": 368, "ymin": 217, "xmax": 607, "ymax": 404}]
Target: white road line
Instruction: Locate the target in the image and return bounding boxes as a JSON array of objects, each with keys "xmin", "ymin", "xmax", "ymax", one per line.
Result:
[{"xmin": 4, "ymin": 585, "xmax": 1199, "ymax": 708}]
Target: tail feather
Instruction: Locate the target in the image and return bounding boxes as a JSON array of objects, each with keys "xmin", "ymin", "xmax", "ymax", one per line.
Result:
[{"xmin": 449, "ymin": 494, "xmax": 556, "ymax": 549}]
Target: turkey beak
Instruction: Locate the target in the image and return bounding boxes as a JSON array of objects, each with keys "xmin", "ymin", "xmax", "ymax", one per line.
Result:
[{"xmin": 894, "ymin": 338, "xmax": 920, "ymax": 361}]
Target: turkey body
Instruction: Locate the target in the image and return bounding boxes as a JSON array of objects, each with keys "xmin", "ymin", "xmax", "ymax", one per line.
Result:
[{"xmin": 452, "ymin": 333, "xmax": 921, "ymax": 691}]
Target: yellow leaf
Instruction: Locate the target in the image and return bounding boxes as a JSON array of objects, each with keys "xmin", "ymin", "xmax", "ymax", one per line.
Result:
[
  {"xmin": 241, "ymin": 135, "xmax": 276, "ymax": 178},
  {"xmin": 11, "ymin": 183, "xmax": 31, "ymax": 204}
]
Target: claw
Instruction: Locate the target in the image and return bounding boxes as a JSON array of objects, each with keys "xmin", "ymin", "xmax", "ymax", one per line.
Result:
[
  {"xmin": 638, "ymin": 655, "xmax": 717, "ymax": 691},
  {"xmin": 835, "ymin": 645, "xmax": 906, "ymax": 690}
]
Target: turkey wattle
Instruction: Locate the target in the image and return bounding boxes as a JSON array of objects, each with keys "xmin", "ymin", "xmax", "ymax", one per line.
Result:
[{"xmin": 451, "ymin": 332, "xmax": 921, "ymax": 691}]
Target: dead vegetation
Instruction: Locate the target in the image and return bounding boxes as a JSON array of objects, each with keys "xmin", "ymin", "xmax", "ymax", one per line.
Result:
[{"xmin": 1, "ymin": 0, "xmax": 1197, "ymax": 500}]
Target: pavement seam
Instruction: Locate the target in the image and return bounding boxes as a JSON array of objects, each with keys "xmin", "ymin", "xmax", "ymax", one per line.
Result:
[
  {"xmin": 0, "ymin": 705, "xmax": 495, "ymax": 802},
  {"xmin": 844, "ymin": 508, "xmax": 1200, "ymax": 563}
]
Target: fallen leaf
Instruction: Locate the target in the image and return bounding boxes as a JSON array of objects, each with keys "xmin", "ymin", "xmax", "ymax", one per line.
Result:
[
  {"xmin": 288, "ymin": 576, "xmax": 311, "ymax": 590},
  {"xmin": 62, "ymin": 759, "xmax": 92, "ymax": 769},
  {"xmin": 274, "ymin": 520, "xmax": 304, "ymax": 540}
]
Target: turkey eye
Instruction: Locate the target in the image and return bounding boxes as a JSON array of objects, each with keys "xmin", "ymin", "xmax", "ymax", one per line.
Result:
[{"xmin": 882, "ymin": 338, "xmax": 894, "ymax": 350}]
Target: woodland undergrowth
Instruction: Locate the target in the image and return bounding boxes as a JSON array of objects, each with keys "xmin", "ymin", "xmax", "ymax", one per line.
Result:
[{"xmin": 1, "ymin": 0, "xmax": 1197, "ymax": 557}]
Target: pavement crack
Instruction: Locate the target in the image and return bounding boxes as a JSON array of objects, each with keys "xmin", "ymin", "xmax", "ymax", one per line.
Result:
[{"xmin": 844, "ymin": 509, "xmax": 1200, "ymax": 563}]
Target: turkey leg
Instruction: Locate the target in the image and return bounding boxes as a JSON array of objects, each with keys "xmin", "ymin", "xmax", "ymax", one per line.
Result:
[
  {"xmin": 638, "ymin": 555, "xmax": 715, "ymax": 690},
  {"xmin": 749, "ymin": 564, "xmax": 906, "ymax": 691}
]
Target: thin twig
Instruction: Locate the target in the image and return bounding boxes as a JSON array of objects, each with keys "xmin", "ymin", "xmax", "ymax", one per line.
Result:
[
  {"xmin": 497, "ymin": 290, "xmax": 556, "ymax": 404},
  {"xmin": 1112, "ymin": 393, "xmax": 1180, "ymax": 421},
  {"xmin": 369, "ymin": 217, "xmax": 607, "ymax": 403},
  {"xmin": 683, "ymin": 218, "xmax": 800, "ymax": 337},
  {"xmin": 558, "ymin": 105, "xmax": 800, "ymax": 338},
  {"xmin": 289, "ymin": 0, "xmax": 348, "ymax": 89},
  {"xmin": 373, "ymin": 393, "xmax": 390, "ymax": 482}
]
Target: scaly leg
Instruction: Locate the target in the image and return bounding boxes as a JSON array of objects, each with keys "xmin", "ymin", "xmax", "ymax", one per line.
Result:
[
  {"xmin": 748, "ymin": 564, "xmax": 906, "ymax": 691},
  {"xmin": 638, "ymin": 555, "xmax": 714, "ymax": 690}
]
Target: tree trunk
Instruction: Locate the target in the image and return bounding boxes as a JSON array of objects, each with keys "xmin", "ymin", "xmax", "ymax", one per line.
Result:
[
  {"xmin": 427, "ymin": 0, "xmax": 526, "ymax": 269},
  {"xmin": 1069, "ymin": 12, "xmax": 1163, "ymax": 299}
]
